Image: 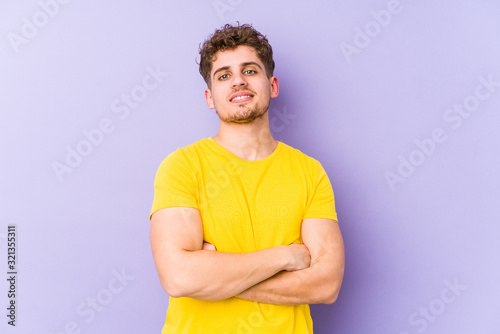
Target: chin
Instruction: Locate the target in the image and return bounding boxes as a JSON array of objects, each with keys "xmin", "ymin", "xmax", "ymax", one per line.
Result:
[
  {"xmin": 221, "ymin": 108, "xmax": 267, "ymax": 124},
  {"xmin": 217, "ymin": 103, "xmax": 269, "ymax": 124}
]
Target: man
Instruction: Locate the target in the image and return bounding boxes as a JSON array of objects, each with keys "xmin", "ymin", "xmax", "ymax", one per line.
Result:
[{"xmin": 149, "ymin": 23, "xmax": 344, "ymax": 333}]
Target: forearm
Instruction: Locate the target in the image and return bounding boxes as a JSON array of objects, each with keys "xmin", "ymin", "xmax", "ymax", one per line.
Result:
[
  {"xmin": 237, "ymin": 260, "xmax": 342, "ymax": 305},
  {"xmin": 161, "ymin": 246, "xmax": 289, "ymax": 301}
]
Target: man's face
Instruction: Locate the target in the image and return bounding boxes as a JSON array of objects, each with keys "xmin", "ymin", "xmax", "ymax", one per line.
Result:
[{"xmin": 205, "ymin": 45, "xmax": 279, "ymax": 124}]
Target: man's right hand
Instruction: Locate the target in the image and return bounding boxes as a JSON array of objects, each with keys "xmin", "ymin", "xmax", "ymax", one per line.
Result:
[
  {"xmin": 201, "ymin": 241, "xmax": 310, "ymax": 271},
  {"xmin": 284, "ymin": 243, "xmax": 311, "ymax": 271},
  {"xmin": 202, "ymin": 241, "xmax": 217, "ymax": 251}
]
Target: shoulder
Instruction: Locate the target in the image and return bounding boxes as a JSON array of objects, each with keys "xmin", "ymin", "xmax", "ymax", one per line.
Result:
[
  {"xmin": 178, "ymin": 138, "xmax": 211, "ymax": 154},
  {"xmin": 279, "ymin": 142, "xmax": 323, "ymax": 169},
  {"xmin": 162, "ymin": 138, "xmax": 210, "ymax": 161},
  {"xmin": 157, "ymin": 138, "xmax": 210, "ymax": 171},
  {"xmin": 278, "ymin": 142, "xmax": 331, "ymax": 185}
]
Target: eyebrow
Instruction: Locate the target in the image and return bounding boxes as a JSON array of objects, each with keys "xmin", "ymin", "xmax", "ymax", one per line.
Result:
[{"xmin": 212, "ymin": 62, "xmax": 263, "ymax": 80}]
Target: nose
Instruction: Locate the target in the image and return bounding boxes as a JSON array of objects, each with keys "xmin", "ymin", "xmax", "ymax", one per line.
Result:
[{"xmin": 231, "ymin": 72, "xmax": 247, "ymax": 88}]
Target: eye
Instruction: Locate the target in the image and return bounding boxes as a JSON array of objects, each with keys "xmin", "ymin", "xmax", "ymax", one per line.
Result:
[
  {"xmin": 218, "ymin": 74, "xmax": 229, "ymax": 80},
  {"xmin": 244, "ymin": 70, "xmax": 256, "ymax": 75}
]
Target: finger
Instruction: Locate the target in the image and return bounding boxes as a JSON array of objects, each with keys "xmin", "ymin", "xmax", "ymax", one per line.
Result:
[{"xmin": 202, "ymin": 241, "xmax": 216, "ymax": 251}]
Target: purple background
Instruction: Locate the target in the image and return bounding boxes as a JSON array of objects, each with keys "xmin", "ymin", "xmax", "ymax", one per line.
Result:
[{"xmin": 1, "ymin": 1, "xmax": 499, "ymax": 333}]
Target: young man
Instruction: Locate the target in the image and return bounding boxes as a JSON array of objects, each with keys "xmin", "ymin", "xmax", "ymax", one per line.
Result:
[{"xmin": 150, "ymin": 23, "xmax": 344, "ymax": 333}]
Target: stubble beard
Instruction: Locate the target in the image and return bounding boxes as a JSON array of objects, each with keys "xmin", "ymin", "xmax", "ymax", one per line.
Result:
[{"xmin": 216, "ymin": 101, "xmax": 269, "ymax": 124}]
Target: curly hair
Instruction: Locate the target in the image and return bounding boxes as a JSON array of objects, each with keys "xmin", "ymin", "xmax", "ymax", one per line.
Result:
[{"xmin": 198, "ymin": 23, "xmax": 275, "ymax": 88}]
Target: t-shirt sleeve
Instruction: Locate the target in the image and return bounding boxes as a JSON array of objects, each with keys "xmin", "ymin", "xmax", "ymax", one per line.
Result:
[
  {"xmin": 302, "ymin": 161, "xmax": 338, "ymax": 221},
  {"xmin": 149, "ymin": 150, "xmax": 198, "ymax": 220}
]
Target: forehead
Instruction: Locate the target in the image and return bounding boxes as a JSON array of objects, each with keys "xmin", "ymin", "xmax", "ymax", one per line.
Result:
[{"xmin": 211, "ymin": 45, "xmax": 262, "ymax": 72}]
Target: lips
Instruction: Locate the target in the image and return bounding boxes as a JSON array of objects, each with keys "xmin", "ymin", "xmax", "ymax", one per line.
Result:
[{"xmin": 229, "ymin": 91, "xmax": 254, "ymax": 103}]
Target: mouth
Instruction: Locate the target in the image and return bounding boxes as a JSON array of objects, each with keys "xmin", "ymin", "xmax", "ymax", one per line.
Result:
[{"xmin": 229, "ymin": 92, "xmax": 254, "ymax": 104}]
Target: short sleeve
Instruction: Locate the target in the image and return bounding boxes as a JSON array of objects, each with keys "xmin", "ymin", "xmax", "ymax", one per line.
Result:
[
  {"xmin": 302, "ymin": 162, "xmax": 338, "ymax": 221},
  {"xmin": 149, "ymin": 150, "xmax": 198, "ymax": 220}
]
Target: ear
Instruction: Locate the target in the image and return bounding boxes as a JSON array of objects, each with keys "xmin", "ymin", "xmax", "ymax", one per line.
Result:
[
  {"xmin": 205, "ymin": 88, "xmax": 215, "ymax": 109},
  {"xmin": 270, "ymin": 76, "xmax": 279, "ymax": 98}
]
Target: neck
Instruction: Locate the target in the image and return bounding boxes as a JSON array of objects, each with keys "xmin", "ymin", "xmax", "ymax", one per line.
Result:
[{"xmin": 212, "ymin": 112, "xmax": 278, "ymax": 161}]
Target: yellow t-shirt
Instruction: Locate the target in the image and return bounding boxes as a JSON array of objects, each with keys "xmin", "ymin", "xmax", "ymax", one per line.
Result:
[{"xmin": 150, "ymin": 137, "xmax": 337, "ymax": 334}]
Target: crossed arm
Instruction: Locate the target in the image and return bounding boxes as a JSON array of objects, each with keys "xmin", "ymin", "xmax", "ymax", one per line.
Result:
[{"xmin": 150, "ymin": 207, "xmax": 344, "ymax": 305}]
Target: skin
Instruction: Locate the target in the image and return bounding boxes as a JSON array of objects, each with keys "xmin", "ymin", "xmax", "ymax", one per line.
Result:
[
  {"xmin": 150, "ymin": 45, "xmax": 345, "ymax": 304},
  {"xmin": 205, "ymin": 45, "xmax": 279, "ymax": 161}
]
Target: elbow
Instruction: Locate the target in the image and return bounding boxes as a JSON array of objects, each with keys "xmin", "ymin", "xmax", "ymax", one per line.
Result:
[
  {"xmin": 322, "ymin": 285, "xmax": 341, "ymax": 304},
  {"xmin": 159, "ymin": 272, "xmax": 194, "ymax": 298},
  {"xmin": 159, "ymin": 278, "xmax": 183, "ymax": 298},
  {"xmin": 162, "ymin": 282, "xmax": 184, "ymax": 299},
  {"xmin": 160, "ymin": 275, "xmax": 223, "ymax": 301},
  {"xmin": 321, "ymin": 265, "xmax": 344, "ymax": 304},
  {"xmin": 318, "ymin": 274, "xmax": 343, "ymax": 304}
]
